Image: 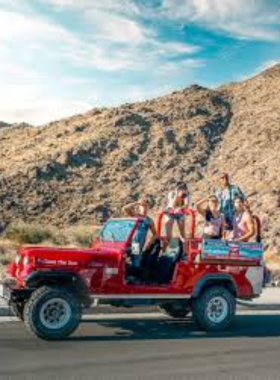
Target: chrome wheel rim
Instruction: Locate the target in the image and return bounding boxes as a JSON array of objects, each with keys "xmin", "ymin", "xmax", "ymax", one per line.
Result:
[
  {"xmin": 206, "ymin": 296, "xmax": 228, "ymax": 324},
  {"xmin": 39, "ymin": 298, "xmax": 71, "ymax": 330}
]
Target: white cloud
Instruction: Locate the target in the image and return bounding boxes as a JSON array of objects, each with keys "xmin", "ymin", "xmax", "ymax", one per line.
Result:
[
  {"xmin": 161, "ymin": 0, "xmax": 280, "ymax": 41},
  {"xmin": 85, "ymin": 9, "xmax": 146, "ymax": 45},
  {"xmin": 152, "ymin": 41, "xmax": 200, "ymax": 55},
  {"xmin": 239, "ymin": 59, "xmax": 280, "ymax": 81},
  {"xmin": 0, "ymin": 10, "xmax": 74, "ymax": 45},
  {"xmin": 43, "ymin": 0, "xmax": 147, "ymax": 45},
  {"xmin": 124, "ymin": 84, "xmax": 175, "ymax": 103},
  {"xmin": 0, "ymin": 2, "xmax": 203, "ymax": 124},
  {"xmin": 42, "ymin": 1, "xmax": 200, "ymax": 61},
  {"xmin": 0, "ymin": 97, "xmax": 93, "ymax": 125},
  {"xmin": 158, "ymin": 58, "xmax": 205, "ymax": 74},
  {"xmin": 254, "ymin": 59, "xmax": 280, "ymax": 74},
  {"xmin": 44, "ymin": 0, "xmax": 140, "ymax": 17}
]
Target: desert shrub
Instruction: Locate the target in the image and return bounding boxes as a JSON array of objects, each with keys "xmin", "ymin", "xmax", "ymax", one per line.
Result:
[
  {"xmin": 4, "ymin": 221, "xmax": 52, "ymax": 244},
  {"xmin": 0, "ymin": 240, "xmax": 18, "ymax": 280},
  {"xmin": 0, "ymin": 252, "xmax": 14, "ymax": 266},
  {"xmin": 48, "ymin": 228, "xmax": 69, "ymax": 246},
  {"xmin": 66, "ymin": 224, "xmax": 100, "ymax": 247},
  {"xmin": 2, "ymin": 221, "xmax": 101, "ymax": 247}
]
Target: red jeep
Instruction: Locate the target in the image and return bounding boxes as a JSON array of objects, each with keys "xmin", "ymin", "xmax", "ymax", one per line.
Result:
[{"xmin": 0, "ymin": 209, "xmax": 264, "ymax": 340}]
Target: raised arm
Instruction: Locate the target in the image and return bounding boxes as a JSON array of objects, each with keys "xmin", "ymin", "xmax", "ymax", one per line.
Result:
[
  {"xmin": 195, "ymin": 197, "xmax": 208, "ymax": 217},
  {"xmin": 122, "ymin": 201, "xmax": 139, "ymax": 217},
  {"xmin": 183, "ymin": 193, "xmax": 191, "ymax": 208},
  {"xmin": 167, "ymin": 191, "xmax": 177, "ymax": 208}
]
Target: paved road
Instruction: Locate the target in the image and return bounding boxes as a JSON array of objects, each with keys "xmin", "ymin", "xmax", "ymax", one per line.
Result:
[{"xmin": 1, "ymin": 312, "xmax": 280, "ymax": 380}]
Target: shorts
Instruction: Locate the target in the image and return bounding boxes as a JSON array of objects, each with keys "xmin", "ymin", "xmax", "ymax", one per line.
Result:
[{"xmin": 165, "ymin": 211, "xmax": 185, "ymax": 222}]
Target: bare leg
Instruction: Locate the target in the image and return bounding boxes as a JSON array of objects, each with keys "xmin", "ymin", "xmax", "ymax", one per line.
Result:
[
  {"xmin": 163, "ymin": 217, "xmax": 174, "ymax": 253},
  {"xmin": 177, "ymin": 218, "xmax": 188, "ymax": 254}
]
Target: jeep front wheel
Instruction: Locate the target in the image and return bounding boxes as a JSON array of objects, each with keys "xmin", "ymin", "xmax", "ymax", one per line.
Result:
[
  {"xmin": 24, "ymin": 286, "xmax": 81, "ymax": 340},
  {"xmin": 192, "ymin": 286, "xmax": 236, "ymax": 331}
]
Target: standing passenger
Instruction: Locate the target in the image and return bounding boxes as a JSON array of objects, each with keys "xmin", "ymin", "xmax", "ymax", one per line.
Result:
[
  {"xmin": 164, "ymin": 182, "xmax": 191, "ymax": 253},
  {"xmin": 215, "ymin": 173, "xmax": 248, "ymax": 230}
]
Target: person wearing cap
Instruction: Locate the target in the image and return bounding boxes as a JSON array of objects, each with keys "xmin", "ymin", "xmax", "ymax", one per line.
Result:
[
  {"xmin": 163, "ymin": 181, "xmax": 191, "ymax": 253},
  {"xmin": 215, "ymin": 173, "xmax": 248, "ymax": 231}
]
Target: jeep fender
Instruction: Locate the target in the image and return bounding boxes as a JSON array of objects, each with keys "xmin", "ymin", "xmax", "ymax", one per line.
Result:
[
  {"xmin": 192, "ymin": 274, "xmax": 238, "ymax": 298},
  {"xmin": 25, "ymin": 271, "xmax": 90, "ymax": 305}
]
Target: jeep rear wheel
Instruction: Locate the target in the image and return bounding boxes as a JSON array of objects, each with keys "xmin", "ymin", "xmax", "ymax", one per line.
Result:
[
  {"xmin": 24, "ymin": 286, "xmax": 81, "ymax": 340},
  {"xmin": 192, "ymin": 286, "xmax": 236, "ymax": 331}
]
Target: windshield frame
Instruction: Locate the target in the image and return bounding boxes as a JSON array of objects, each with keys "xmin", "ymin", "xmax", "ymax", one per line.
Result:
[{"xmin": 100, "ymin": 218, "xmax": 139, "ymax": 243}]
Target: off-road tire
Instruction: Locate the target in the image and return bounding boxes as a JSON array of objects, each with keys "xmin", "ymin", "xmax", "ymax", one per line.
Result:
[
  {"xmin": 192, "ymin": 286, "xmax": 236, "ymax": 331},
  {"xmin": 24, "ymin": 286, "xmax": 81, "ymax": 340},
  {"xmin": 159, "ymin": 303, "xmax": 191, "ymax": 319}
]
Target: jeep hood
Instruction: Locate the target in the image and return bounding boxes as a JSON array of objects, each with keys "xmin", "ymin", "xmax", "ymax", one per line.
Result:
[{"xmin": 19, "ymin": 243, "xmax": 125, "ymax": 262}]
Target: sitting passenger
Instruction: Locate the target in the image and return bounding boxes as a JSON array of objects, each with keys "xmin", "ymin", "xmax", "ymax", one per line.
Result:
[
  {"xmin": 196, "ymin": 195, "xmax": 226, "ymax": 240},
  {"xmin": 231, "ymin": 196, "xmax": 255, "ymax": 242}
]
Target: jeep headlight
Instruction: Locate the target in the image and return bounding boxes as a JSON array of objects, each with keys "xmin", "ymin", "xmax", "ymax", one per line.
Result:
[
  {"xmin": 23, "ymin": 256, "xmax": 29, "ymax": 266},
  {"xmin": 15, "ymin": 254, "xmax": 21, "ymax": 266}
]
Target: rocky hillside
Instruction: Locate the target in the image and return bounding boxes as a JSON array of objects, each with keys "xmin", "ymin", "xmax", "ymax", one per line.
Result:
[{"xmin": 0, "ymin": 63, "xmax": 279, "ymax": 250}]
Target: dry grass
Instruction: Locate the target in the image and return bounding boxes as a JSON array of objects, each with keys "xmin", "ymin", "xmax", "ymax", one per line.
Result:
[
  {"xmin": 0, "ymin": 239, "xmax": 19, "ymax": 280},
  {"xmin": 0, "ymin": 222, "xmax": 101, "ymax": 279},
  {"xmin": 3, "ymin": 221, "xmax": 100, "ymax": 247},
  {"xmin": 264, "ymin": 250, "xmax": 280, "ymax": 271},
  {"xmin": 4, "ymin": 221, "xmax": 52, "ymax": 245}
]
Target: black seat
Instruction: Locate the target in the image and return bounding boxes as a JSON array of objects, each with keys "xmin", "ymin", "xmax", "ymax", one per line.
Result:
[
  {"xmin": 126, "ymin": 239, "xmax": 161, "ymax": 283},
  {"xmin": 141, "ymin": 238, "xmax": 162, "ymax": 281},
  {"xmin": 155, "ymin": 240, "xmax": 184, "ymax": 284}
]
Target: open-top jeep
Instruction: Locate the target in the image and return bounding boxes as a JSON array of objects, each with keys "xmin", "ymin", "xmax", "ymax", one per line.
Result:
[{"xmin": 0, "ymin": 209, "xmax": 264, "ymax": 340}]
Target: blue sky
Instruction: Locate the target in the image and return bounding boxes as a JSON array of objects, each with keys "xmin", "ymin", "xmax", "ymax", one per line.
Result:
[{"xmin": 0, "ymin": 0, "xmax": 279, "ymax": 125}]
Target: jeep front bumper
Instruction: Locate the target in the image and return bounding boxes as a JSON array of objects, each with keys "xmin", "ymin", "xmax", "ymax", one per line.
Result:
[{"xmin": 0, "ymin": 281, "xmax": 33, "ymax": 304}]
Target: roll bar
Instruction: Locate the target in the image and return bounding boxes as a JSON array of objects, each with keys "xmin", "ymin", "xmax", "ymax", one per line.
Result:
[
  {"xmin": 253, "ymin": 215, "xmax": 262, "ymax": 243},
  {"xmin": 156, "ymin": 210, "xmax": 262, "ymax": 243},
  {"xmin": 156, "ymin": 208, "xmax": 196, "ymax": 239}
]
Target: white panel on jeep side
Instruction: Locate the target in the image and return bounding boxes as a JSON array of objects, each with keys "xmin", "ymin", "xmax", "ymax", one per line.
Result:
[{"xmin": 245, "ymin": 267, "xmax": 264, "ymax": 295}]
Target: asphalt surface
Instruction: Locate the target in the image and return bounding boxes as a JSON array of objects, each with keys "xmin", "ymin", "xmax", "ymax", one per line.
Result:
[{"xmin": 2, "ymin": 312, "xmax": 280, "ymax": 380}]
